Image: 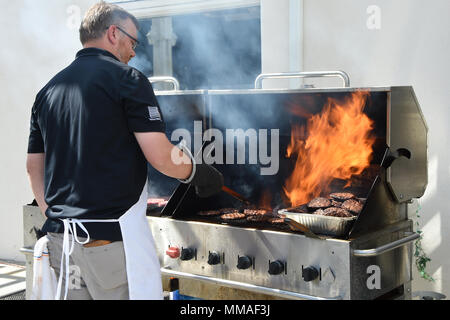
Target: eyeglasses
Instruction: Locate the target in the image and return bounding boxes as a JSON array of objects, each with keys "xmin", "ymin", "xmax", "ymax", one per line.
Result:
[{"xmin": 109, "ymin": 25, "xmax": 140, "ymax": 50}]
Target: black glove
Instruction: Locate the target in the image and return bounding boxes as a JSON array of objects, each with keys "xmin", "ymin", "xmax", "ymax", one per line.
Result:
[{"xmin": 190, "ymin": 163, "xmax": 224, "ymax": 198}]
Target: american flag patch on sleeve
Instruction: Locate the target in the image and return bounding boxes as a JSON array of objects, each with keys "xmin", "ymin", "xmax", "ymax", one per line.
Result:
[{"xmin": 148, "ymin": 106, "xmax": 162, "ymax": 121}]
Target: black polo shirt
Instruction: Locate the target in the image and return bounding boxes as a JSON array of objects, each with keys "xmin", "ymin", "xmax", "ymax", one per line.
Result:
[{"xmin": 27, "ymin": 48, "xmax": 166, "ymax": 241}]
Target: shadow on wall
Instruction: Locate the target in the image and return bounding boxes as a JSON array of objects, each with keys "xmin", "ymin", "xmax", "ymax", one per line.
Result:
[{"xmin": 413, "ymin": 134, "xmax": 450, "ymax": 296}]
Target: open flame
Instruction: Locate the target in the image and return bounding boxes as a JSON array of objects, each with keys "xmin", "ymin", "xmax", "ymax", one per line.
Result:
[
  {"xmin": 258, "ymin": 189, "xmax": 272, "ymax": 210},
  {"xmin": 283, "ymin": 91, "xmax": 375, "ymax": 207}
]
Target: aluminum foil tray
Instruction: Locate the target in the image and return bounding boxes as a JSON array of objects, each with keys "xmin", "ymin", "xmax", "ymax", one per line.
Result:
[{"xmin": 278, "ymin": 209, "xmax": 357, "ymax": 237}]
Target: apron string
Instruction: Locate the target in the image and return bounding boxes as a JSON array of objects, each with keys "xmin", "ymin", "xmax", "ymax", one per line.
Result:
[{"xmin": 55, "ymin": 218, "xmax": 119, "ymax": 300}]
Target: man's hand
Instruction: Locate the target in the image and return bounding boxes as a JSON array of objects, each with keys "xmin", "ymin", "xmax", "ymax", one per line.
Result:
[{"xmin": 134, "ymin": 132, "xmax": 223, "ymax": 197}]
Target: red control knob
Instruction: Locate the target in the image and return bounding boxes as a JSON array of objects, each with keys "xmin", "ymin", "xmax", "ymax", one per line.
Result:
[{"xmin": 166, "ymin": 247, "xmax": 180, "ymax": 259}]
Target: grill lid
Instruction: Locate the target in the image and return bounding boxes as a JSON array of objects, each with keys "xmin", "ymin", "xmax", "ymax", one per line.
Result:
[{"xmin": 154, "ymin": 86, "xmax": 427, "ymax": 239}]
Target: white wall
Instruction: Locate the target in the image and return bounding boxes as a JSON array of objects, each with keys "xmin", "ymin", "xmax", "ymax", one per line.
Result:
[
  {"xmin": 261, "ymin": 0, "xmax": 449, "ymax": 297},
  {"xmin": 0, "ymin": 0, "xmax": 96, "ymax": 262}
]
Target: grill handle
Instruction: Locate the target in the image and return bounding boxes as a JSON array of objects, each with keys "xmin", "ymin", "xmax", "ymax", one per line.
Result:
[
  {"xmin": 254, "ymin": 71, "xmax": 350, "ymax": 89},
  {"xmin": 160, "ymin": 267, "xmax": 341, "ymax": 300},
  {"xmin": 352, "ymin": 232, "xmax": 420, "ymax": 257},
  {"xmin": 148, "ymin": 76, "xmax": 180, "ymax": 91}
]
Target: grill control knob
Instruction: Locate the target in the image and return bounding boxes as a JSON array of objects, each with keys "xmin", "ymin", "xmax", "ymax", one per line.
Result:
[
  {"xmin": 165, "ymin": 246, "xmax": 180, "ymax": 259},
  {"xmin": 237, "ymin": 256, "xmax": 253, "ymax": 270},
  {"xmin": 302, "ymin": 266, "xmax": 319, "ymax": 282},
  {"xmin": 208, "ymin": 251, "xmax": 221, "ymax": 265},
  {"xmin": 268, "ymin": 260, "xmax": 285, "ymax": 275},
  {"xmin": 180, "ymin": 248, "xmax": 195, "ymax": 261}
]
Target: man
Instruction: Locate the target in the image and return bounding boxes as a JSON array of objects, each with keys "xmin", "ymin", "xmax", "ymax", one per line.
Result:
[{"xmin": 26, "ymin": 2, "xmax": 223, "ymax": 300}]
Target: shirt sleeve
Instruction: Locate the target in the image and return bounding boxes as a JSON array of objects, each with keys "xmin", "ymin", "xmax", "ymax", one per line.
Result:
[
  {"xmin": 120, "ymin": 68, "xmax": 166, "ymax": 133},
  {"xmin": 27, "ymin": 107, "xmax": 45, "ymax": 153}
]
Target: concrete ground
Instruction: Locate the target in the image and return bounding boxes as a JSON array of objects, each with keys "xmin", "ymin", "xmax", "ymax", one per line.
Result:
[{"xmin": 0, "ymin": 260, "xmax": 26, "ymax": 300}]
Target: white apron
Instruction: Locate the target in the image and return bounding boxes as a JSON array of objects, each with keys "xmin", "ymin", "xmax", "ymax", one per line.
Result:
[
  {"xmin": 55, "ymin": 181, "xmax": 163, "ymax": 300},
  {"xmin": 31, "ymin": 235, "xmax": 58, "ymax": 300}
]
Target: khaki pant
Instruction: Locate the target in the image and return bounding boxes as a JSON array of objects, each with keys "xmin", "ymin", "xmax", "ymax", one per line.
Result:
[{"xmin": 47, "ymin": 232, "xmax": 129, "ymax": 300}]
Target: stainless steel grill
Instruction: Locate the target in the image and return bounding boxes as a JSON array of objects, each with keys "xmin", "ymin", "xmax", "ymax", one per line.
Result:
[{"xmin": 147, "ymin": 72, "xmax": 427, "ymax": 300}]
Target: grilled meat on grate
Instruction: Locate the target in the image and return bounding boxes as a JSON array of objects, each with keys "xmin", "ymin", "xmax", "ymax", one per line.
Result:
[
  {"xmin": 268, "ymin": 217, "xmax": 286, "ymax": 225},
  {"xmin": 243, "ymin": 209, "xmax": 270, "ymax": 216},
  {"xmin": 246, "ymin": 214, "xmax": 271, "ymax": 223},
  {"xmin": 220, "ymin": 208, "xmax": 240, "ymax": 214},
  {"xmin": 220, "ymin": 212, "xmax": 246, "ymax": 220},
  {"xmin": 198, "ymin": 210, "xmax": 222, "ymax": 216}
]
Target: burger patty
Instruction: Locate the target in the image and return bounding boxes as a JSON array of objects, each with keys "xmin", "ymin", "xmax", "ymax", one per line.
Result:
[
  {"xmin": 329, "ymin": 192, "xmax": 355, "ymax": 201},
  {"xmin": 321, "ymin": 207, "xmax": 353, "ymax": 217},
  {"xmin": 341, "ymin": 199, "xmax": 363, "ymax": 214},
  {"xmin": 246, "ymin": 215, "xmax": 270, "ymax": 222},
  {"xmin": 268, "ymin": 217, "xmax": 286, "ymax": 224},
  {"xmin": 289, "ymin": 204, "xmax": 309, "ymax": 213},
  {"xmin": 220, "ymin": 208, "xmax": 240, "ymax": 214},
  {"xmin": 312, "ymin": 209, "xmax": 325, "ymax": 215},
  {"xmin": 198, "ymin": 210, "xmax": 221, "ymax": 216},
  {"xmin": 220, "ymin": 212, "xmax": 246, "ymax": 220},
  {"xmin": 307, "ymin": 197, "xmax": 331, "ymax": 209},
  {"xmin": 243, "ymin": 209, "xmax": 270, "ymax": 216},
  {"xmin": 331, "ymin": 200, "xmax": 342, "ymax": 208}
]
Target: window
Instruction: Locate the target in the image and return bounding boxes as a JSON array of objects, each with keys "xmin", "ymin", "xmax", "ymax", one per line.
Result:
[{"xmin": 130, "ymin": 6, "xmax": 261, "ymax": 90}]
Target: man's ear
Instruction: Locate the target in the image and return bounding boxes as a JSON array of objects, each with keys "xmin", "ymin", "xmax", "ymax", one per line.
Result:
[{"xmin": 106, "ymin": 25, "xmax": 118, "ymax": 46}]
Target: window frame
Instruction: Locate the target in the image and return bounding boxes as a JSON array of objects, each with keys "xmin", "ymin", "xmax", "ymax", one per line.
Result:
[{"xmin": 108, "ymin": 0, "xmax": 260, "ymax": 18}]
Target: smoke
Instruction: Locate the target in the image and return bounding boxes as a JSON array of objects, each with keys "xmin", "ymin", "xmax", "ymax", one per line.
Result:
[
  {"xmin": 134, "ymin": 7, "xmax": 267, "ymax": 202},
  {"xmin": 131, "ymin": 7, "xmax": 261, "ymax": 90},
  {"xmin": 173, "ymin": 8, "xmax": 261, "ymax": 89},
  {"xmin": 129, "ymin": 52, "xmax": 153, "ymax": 76}
]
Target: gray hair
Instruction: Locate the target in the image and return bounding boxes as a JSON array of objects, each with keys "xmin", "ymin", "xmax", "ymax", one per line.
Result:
[{"xmin": 79, "ymin": 1, "xmax": 139, "ymax": 44}]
